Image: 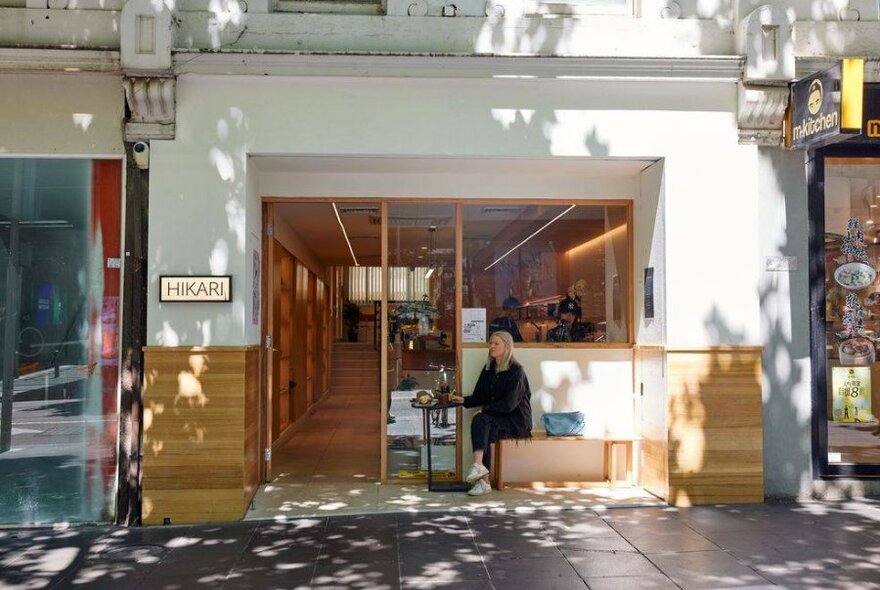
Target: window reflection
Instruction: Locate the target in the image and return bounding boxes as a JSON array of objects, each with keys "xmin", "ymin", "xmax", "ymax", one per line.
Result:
[
  {"xmin": 0, "ymin": 159, "xmax": 120, "ymax": 524},
  {"xmin": 823, "ymin": 157, "xmax": 880, "ymax": 465},
  {"xmin": 462, "ymin": 203, "xmax": 630, "ymax": 343}
]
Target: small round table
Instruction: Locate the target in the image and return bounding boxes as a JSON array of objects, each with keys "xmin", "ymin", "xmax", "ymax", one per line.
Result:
[{"xmin": 411, "ymin": 401, "xmax": 470, "ymax": 492}]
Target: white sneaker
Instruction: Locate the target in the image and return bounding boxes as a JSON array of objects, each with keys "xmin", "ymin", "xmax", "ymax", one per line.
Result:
[
  {"xmin": 468, "ymin": 479, "xmax": 492, "ymax": 496},
  {"xmin": 465, "ymin": 463, "xmax": 489, "ymax": 484}
]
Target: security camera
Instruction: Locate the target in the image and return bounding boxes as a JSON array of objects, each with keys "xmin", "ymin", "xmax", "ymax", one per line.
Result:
[{"xmin": 132, "ymin": 141, "xmax": 150, "ymax": 170}]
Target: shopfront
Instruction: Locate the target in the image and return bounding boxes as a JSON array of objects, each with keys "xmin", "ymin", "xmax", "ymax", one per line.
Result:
[
  {"xmin": 808, "ymin": 82, "xmax": 880, "ymax": 480},
  {"xmin": 0, "ymin": 73, "xmax": 126, "ymax": 526},
  {"xmin": 136, "ymin": 69, "xmax": 775, "ymax": 523},
  {"xmin": 0, "ymin": 157, "xmax": 123, "ymax": 524}
]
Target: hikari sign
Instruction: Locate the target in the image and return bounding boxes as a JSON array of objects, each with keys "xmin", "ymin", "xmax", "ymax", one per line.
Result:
[{"xmin": 160, "ymin": 276, "xmax": 232, "ymax": 302}]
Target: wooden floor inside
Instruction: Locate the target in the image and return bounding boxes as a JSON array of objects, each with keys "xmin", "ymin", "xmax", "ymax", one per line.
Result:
[{"xmin": 270, "ymin": 389, "xmax": 381, "ymax": 485}]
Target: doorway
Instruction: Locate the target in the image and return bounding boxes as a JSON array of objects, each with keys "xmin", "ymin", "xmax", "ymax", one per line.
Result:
[{"xmin": 260, "ymin": 201, "xmax": 383, "ymax": 489}]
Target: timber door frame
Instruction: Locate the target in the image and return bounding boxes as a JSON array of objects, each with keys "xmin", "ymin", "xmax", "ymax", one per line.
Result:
[{"xmin": 260, "ymin": 202, "xmax": 274, "ymax": 482}]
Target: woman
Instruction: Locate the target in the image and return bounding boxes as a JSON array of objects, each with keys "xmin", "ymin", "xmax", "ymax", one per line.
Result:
[{"xmin": 453, "ymin": 330, "xmax": 532, "ymax": 496}]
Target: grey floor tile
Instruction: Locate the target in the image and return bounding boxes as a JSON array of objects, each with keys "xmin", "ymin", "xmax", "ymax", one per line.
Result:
[
  {"xmin": 484, "ymin": 555, "xmax": 581, "ymax": 581},
  {"xmin": 620, "ymin": 530, "xmax": 719, "ymax": 554},
  {"xmin": 649, "ymin": 550, "xmax": 773, "ymax": 589},
  {"xmin": 317, "ymin": 537, "xmax": 397, "ymax": 564},
  {"xmin": 310, "ymin": 558, "xmax": 399, "ymax": 589},
  {"xmin": 49, "ymin": 561, "xmax": 156, "ymax": 589},
  {"xmin": 399, "ymin": 544, "xmax": 483, "ymax": 564},
  {"xmin": 0, "ymin": 572, "xmax": 59, "ymax": 590},
  {"xmin": 399, "ymin": 557, "xmax": 489, "ymax": 582},
  {"xmin": 584, "ymin": 573, "xmax": 680, "ymax": 590},
  {"xmin": 563, "ymin": 548, "xmax": 661, "ymax": 578},
  {"xmin": 403, "ymin": 580, "xmax": 495, "ymax": 590},
  {"xmin": 553, "ymin": 531, "xmax": 636, "ymax": 553},
  {"xmin": 144, "ymin": 553, "xmax": 241, "ymax": 579},
  {"xmin": 136, "ymin": 571, "xmax": 230, "ymax": 589},
  {"xmin": 224, "ymin": 563, "xmax": 314, "ymax": 590},
  {"xmin": 477, "ymin": 536, "xmax": 562, "ymax": 560},
  {"xmin": 490, "ymin": 576, "xmax": 587, "ymax": 590}
]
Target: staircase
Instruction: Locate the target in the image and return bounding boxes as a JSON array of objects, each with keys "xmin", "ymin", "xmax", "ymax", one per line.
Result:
[{"xmin": 330, "ymin": 342, "xmax": 380, "ymax": 395}]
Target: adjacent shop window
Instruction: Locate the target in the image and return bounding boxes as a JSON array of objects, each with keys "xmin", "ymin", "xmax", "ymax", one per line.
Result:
[
  {"xmin": 0, "ymin": 158, "xmax": 121, "ymax": 524},
  {"xmin": 820, "ymin": 157, "xmax": 880, "ymax": 468},
  {"xmin": 462, "ymin": 203, "xmax": 630, "ymax": 343}
]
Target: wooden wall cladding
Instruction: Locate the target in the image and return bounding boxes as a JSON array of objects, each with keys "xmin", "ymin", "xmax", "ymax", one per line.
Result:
[
  {"xmin": 142, "ymin": 346, "xmax": 260, "ymax": 525},
  {"xmin": 666, "ymin": 348, "xmax": 764, "ymax": 506}
]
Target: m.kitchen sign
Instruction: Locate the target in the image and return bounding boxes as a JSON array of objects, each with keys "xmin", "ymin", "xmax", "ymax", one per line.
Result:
[
  {"xmin": 160, "ymin": 276, "xmax": 232, "ymax": 302},
  {"xmin": 787, "ymin": 59, "xmax": 864, "ymax": 149}
]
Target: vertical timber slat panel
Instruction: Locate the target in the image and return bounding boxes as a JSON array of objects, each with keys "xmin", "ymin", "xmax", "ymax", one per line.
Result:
[
  {"xmin": 666, "ymin": 348, "xmax": 764, "ymax": 506},
  {"xmin": 142, "ymin": 346, "xmax": 260, "ymax": 524}
]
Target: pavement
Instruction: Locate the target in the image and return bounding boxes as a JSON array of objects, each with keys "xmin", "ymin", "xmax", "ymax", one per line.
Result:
[{"xmin": 1, "ymin": 500, "xmax": 880, "ymax": 590}]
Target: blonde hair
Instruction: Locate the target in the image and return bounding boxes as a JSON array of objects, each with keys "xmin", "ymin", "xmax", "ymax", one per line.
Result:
[{"xmin": 486, "ymin": 330, "xmax": 516, "ymax": 372}]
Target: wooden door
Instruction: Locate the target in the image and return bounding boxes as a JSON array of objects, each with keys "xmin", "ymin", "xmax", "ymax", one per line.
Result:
[
  {"xmin": 272, "ymin": 241, "xmax": 294, "ymax": 438},
  {"xmin": 293, "ymin": 261, "xmax": 309, "ymax": 421},
  {"xmin": 261, "ymin": 204, "xmax": 273, "ymax": 481},
  {"xmin": 306, "ymin": 272, "xmax": 317, "ymax": 407}
]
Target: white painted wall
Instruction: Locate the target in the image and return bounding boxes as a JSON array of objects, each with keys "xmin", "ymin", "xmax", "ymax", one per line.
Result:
[
  {"xmin": 635, "ymin": 160, "xmax": 666, "ymax": 345},
  {"xmin": 0, "ymin": 73, "xmax": 123, "ymax": 155},
  {"xmin": 461, "ymin": 347, "xmax": 635, "ymax": 482},
  {"xmin": 149, "ymin": 74, "xmax": 758, "ymax": 349}
]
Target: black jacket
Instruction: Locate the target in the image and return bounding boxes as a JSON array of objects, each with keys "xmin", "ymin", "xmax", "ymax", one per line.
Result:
[{"xmin": 463, "ymin": 362, "xmax": 533, "ymax": 440}]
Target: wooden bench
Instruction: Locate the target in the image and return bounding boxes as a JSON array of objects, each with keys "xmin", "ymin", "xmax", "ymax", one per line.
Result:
[{"xmin": 494, "ymin": 432, "xmax": 639, "ymax": 490}]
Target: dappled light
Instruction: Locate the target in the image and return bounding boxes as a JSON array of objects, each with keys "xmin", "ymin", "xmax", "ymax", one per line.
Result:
[{"xmin": 3, "ymin": 501, "xmax": 880, "ymax": 588}]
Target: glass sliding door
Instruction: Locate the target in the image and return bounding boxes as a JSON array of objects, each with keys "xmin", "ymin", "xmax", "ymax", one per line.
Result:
[
  {"xmin": 385, "ymin": 203, "xmax": 458, "ymax": 480},
  {"xmin": 0, "ymin": 158, "xmax": 121, "ymax": 524}
]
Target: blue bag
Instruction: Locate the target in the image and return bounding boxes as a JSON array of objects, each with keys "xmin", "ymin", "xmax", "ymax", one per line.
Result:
[{"xmin": 542, "ymin": 411, "xmax": 585, "ymax": 437}]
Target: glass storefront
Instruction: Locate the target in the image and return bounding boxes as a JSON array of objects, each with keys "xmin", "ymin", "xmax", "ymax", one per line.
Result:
[
  {"xmin": 385, "ymin": 203, "xmax": 458, "ymax": 480},
  {"xmin": 813, "ymin": 148, "xmax": 880, "ymax": 477},
  {"xmin": 0, "ymin": 158, "xmax": 121, "ymax": 524},
  {"xmin": 462, "ymin": 203, "xmax": 630, "ymax": 343}
]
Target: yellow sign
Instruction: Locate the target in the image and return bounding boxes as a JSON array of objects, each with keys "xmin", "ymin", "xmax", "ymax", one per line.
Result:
[
  {"xmin": 832, "ymin": 366, "xmax": 874, "ymax": 423},
  {"xmin": 868, "ymin": 119, "xmax": 880, "ymax": 138},
  {"xmin": 787, "ymin": 59, "xmax": 864, "ymax": 148}
]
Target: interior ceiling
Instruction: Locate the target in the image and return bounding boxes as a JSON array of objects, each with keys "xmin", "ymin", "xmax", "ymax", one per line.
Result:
[
  {"xmin": 262, "ymin": 156, "xmax": 651, "ymax": 267},
  {"xmin": 273, "ymin": 202, "xmax": 622, "ymax": 269}
]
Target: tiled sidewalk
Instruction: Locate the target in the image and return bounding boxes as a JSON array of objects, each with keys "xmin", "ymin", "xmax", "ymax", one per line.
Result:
[
  {"xmin": 248, "ymin": 482, "xmax": 664, "ymax": 519},
  {"xmin": 2, "ymin": 500, "xmax": 880, "ymax": 589}
]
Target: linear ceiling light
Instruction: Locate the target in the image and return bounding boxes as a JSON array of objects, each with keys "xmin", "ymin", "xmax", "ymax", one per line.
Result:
[
  {"xmin": 332, "ymin": 202, "xmax": 359, "ymax": 267},
  {"xmin": 484, "ymin": 204, "xmax": 576, "ymax": 271}
]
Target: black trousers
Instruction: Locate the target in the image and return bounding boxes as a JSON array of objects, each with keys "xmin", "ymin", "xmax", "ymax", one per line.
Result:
[{"xmin": 471, "ymin": 413, "xmax": 494, "ymax": 470}]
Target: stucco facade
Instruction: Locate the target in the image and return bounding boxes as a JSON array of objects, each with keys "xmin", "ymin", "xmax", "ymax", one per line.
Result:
[{"xmin": 2, "ymin": 0, "xmax": 880, "ymax": 525}]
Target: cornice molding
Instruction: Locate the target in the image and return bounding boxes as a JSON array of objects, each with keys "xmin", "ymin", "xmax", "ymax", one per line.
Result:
[
  {"xmin": 0, "ymin": 48, "xmax": 120, "ymax": 73},
  {"xmin": 172, "ymin": 53, "xmax": 745, "ymax": 81},
  {"xmin": 737, "ymin": 83, "xmax": 789, "ymax": 146},
  {"xmin": 797, "ymin": 57, "xmax": 880, "ymax": 83},
  {"xmin": 123, "ymin": 75, "xmax": 176, "ymax": 141}
]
